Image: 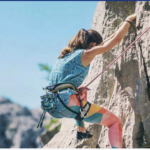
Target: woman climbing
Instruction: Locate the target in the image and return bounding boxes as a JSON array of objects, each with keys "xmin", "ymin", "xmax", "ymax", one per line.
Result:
[{"xmin": 41, "ymin": 14, "xmax": 136, "ymax": 148}]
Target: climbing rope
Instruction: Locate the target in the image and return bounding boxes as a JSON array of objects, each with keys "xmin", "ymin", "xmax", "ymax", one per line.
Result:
[{"xmin": 85, "ymin": 26, "xmax": 150, "ymax": 88}]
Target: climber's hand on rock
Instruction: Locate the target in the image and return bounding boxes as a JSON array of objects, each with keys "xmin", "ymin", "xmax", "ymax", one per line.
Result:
[
  {"xmin": 77, "ymin": 85, "xmax": 90, "ymax": 95},
  {"xmin": 126, "ymin": 14, "xmax": 137, "ymax": 22},
  {"xmin": 77, "ymin": 86, "xmax": 90, "ymax": 101}
]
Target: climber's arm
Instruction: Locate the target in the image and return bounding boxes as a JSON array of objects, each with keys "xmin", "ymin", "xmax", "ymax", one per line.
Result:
[
  {"xmin": 101, "ymin": 22, "xmax": 124, "ymax": 45},
  {"xmin": 82, "ymin": 14, "xmax": 136, "ymax": 67},
  {"xmin": 82, "ymin": 22, "xmax": 130, "ymax": 65},
  {"xmin": 101, "ymin": 32, "xmax": 116, "ymax": 46}
]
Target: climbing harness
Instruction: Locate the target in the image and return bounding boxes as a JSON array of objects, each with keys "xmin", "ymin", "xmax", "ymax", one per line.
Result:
[
  {"xmin": 37, "ymin": 83, "xmax": 91, "ymax": 128},
  {"xmin": 85, "ymin": 26, "xmax": 150, "ymax": 88}
]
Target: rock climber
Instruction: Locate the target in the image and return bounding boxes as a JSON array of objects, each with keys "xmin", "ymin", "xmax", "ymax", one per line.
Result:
[{"xmin": 42, "ymin": 14, "xmax": 136, "ymax": 148}]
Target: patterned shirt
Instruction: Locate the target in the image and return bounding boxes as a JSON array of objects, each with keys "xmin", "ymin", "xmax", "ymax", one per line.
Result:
[{"xmin": 48, "ymin": 49, "xmax": 90, "ymax": 112}]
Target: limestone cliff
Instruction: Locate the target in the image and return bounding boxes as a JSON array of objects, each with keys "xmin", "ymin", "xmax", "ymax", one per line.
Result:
[{"xmin": 44, "ymin": 1, "xmax": 150, "ymax": 148}]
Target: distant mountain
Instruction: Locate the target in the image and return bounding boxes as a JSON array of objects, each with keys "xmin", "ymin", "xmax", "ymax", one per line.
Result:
[{"xmin": 0, "ymin": 97, "xmax": 51, "ymax": 148}]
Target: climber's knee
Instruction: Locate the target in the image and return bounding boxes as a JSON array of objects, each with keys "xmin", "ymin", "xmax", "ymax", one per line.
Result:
[
  {"xmin": 100, "ymin": 111, "xmax": 122, "ymax": 129},
  {"xmin": 108, "ymin": 114, "xmax": 122, "ymax": 130}
]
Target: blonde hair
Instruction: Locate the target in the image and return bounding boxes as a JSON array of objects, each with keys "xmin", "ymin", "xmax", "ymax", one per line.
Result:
[{"xmin": 58, "ymin": 29, "xmax": 103, "ymax": 59}]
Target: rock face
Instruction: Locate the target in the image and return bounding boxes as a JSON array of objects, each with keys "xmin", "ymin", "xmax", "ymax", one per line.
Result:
[
  {"xmin": 0, "ymin": 97, "xmax": 51, "ymax": 148},
  {"xmin": 44, "ymin": 1, "xmax": 150, "ymax": 148}
]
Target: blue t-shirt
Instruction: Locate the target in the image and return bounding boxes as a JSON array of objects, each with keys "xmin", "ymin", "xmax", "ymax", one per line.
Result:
[{"xmin": 48, "ymin": 49, "xmax": 90, "ymax": 112}]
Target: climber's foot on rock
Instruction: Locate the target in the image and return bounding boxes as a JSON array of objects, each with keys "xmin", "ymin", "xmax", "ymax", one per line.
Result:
[{"xmin": 76, "ymin": 130, "xmax": 93, "ymax": 140}]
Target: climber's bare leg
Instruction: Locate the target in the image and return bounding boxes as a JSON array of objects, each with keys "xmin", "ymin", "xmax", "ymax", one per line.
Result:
[
  {"xmin": 67, "ymin": 94, "xmax": 86, "ymax": 132},
  {"xmin": 76, "ymin": 120, "xmax": 86, "ymax": 132},
  {"xmin": 83, "ymin": 104, "xmax": 122, "ymax": 148},
  {"xmin": 68, "ymin": 93, "xmax": 122, "ymax": 148},
  {"xmin": 68, "ymin": 92, "xmax": 89, "ymax": 132}
]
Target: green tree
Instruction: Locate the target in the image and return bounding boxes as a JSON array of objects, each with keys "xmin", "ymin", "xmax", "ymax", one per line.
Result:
[{"xmin": 38, "ymin": 63, "xmax": 52, "ymax": 80}]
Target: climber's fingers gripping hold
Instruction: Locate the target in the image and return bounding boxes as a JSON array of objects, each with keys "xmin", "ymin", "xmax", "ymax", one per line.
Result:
[{"xmin": 77, "ymin": 85, "xmax": 90, "ymax": 94}]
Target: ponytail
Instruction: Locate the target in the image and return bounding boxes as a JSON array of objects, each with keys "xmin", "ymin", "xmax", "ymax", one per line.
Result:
[
  {"xmin": 58, "ymin": 29, "xmax": 103, "ymax": 59},
  {"xmin": 58, "ymin": 29, "xmax": 88, "ymax": 59},
  {"xmin": 58, "ymin": 47, "xmax": 73, "ymax": 59}
]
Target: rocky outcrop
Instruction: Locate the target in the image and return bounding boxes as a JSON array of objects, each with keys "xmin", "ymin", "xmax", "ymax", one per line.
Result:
[
  {"xmin": 40, "ymin": 118, "xmax": 61, "ymax": 145},
  {"xmin": 0, "ymin": 97, "xmax": 52, "ymax": 148},
  {"xmin": 44, "ymin": 1, "xmax": 150, "ymax": 148}
]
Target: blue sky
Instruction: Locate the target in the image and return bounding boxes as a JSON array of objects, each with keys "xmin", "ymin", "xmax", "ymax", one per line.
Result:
[{"xmin": 0, "ymin": 1, "xmax": 98, "ymax": 109}]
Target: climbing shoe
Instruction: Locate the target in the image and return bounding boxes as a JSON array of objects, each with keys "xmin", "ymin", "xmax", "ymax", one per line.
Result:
[{"xmin": 76, "ymin": 130, "xmax": 93, "ymax": 140}]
